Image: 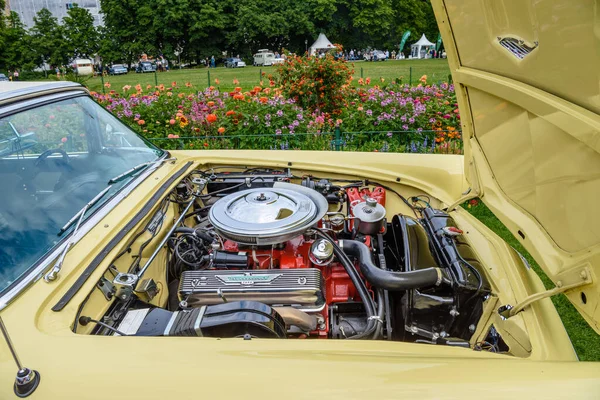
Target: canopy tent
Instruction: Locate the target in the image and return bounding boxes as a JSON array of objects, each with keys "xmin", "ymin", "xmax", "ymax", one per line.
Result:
[
  {"xmin": 410, "ymin": 34, "xmax": 436, "ymax": 59},
  {"xmin": 309, "ymin": 33, "xmax": 335, "ymax": 56}
]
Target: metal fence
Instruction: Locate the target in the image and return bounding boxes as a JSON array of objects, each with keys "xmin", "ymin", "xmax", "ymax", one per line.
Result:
[{"xmin": 146, "ymin": 128, "xmax": 462, "ymax": 154}]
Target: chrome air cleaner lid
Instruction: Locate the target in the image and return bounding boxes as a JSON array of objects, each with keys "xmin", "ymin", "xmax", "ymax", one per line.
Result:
[{"xmin": 209, "ymin": 185, "xmax": 327, "ymax": 245}]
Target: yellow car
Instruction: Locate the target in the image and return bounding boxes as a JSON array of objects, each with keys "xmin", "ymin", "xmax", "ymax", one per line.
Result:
[{"xmin": 0, "ymin": 1, "xmax": 599, "ymax": 398}]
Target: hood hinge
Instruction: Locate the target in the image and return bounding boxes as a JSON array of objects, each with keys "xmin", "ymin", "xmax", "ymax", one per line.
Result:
[
  {"xmin": 446, "ymin": 187, "xmax": 480, "ymax": 212},
  {"xmin": 498, "ymin": 266, "xmax": 593, "ymax": 319},
  {"xmin": 446, "ymin": 158, "xmax": 482, "ymax": 212}
]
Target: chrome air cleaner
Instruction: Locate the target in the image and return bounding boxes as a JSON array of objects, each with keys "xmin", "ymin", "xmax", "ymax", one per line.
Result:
[{"xmin": 208, "ymin": 183, "xmax": 327, "ymax": 245}]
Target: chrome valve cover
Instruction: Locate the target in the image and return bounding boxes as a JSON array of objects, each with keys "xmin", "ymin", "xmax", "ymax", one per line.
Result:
[{"xmin": 179, "ymin": 268, "xmax": 325, "ymax": 311}]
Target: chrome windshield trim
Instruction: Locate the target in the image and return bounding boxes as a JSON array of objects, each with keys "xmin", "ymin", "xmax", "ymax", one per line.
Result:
[
  {"xmin": 0, "ymin": 82, "xmax": 85, "ymax": 107},
  {"xmin": 0, "ymin": 153, "xmax": 170, "ymax": 309}
]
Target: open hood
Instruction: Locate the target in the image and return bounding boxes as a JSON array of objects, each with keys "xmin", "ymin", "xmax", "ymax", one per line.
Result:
[{"xmin": 432, "ymin": 0, "xmax": 600, "ymax": 332}]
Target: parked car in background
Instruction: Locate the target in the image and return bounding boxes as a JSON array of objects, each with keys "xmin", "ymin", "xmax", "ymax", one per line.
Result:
[
  {"xmin": 71, "ymin": 59, "xmax": 94, "ymax": 75},
  {"xmin": 253, "ymin": 49, "xmax": 275, "ymax": 66},
  {"xmin": 136, "ymin": 61, "xmax": 156, "ymax": 73},
  {"xmin": 108, "ymin": 64, "xmax": 128, "ymax": 75},
  {"xmin": 225, "ymin": 58, "xmax": 246, "ymax": 68},
  {"xmin": 0, "ymin": 74, "xmax": 8, "ymax": 82},
  {"xmin": 371, "ymin": 50, "xmax": 388, "ymax": 61}
]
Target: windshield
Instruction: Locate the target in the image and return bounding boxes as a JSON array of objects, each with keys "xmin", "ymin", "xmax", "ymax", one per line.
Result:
[{"xmin": 0, "ymin": 95, "xmax": 164, "ymax": 292}]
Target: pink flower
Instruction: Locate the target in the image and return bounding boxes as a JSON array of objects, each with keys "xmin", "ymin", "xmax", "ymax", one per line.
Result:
[
  {"xmin": 61, "ymin": 137, "xmax": 67, "ymax": 143},
  {"xmin": 169, "ymin": 119, "xmax": 176, "ymax": 125}
]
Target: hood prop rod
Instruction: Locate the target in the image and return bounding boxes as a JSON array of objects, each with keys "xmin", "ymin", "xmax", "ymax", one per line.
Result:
[{"xmin": 498, "ymin": 267, "xmax": 592, "ymax": 319}]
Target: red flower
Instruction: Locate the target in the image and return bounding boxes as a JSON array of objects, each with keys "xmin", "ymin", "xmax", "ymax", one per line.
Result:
[{"xmin": 206, "ymin": 114, "xmax": 217, "ymax": 123}]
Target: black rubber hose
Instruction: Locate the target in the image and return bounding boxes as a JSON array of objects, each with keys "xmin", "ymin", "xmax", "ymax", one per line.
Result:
[
  {"xmin": 314, "ymin": 230, "xmax": 377, "ymax": 339},
  {"xmin": 339, "ymin": 240, "xmax": 442, "ymax": 291},
  {"xmin": 173, "ymin": 227, "xmax": 215, "ymax": 243}
]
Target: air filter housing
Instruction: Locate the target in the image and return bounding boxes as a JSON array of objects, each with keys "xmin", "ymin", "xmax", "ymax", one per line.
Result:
[{"xmin": 208, "ymin": 183, "xmax": 328, "ymax": 245}]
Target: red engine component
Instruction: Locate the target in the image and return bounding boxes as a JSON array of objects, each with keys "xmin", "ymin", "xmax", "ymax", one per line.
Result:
[
  {"xmin": 346, "ymin": 186, "xmax": 386, "ymax": 209},
  {"xmin": 221, "ymin": 236, "xmax": 360, "ymax": 338}
]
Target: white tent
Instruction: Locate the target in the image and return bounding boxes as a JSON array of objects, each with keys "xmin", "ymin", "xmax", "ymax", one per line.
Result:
[
  {"xmin": 309, "ymin": 33, "xmax": 335, "ymax": 56},
  {"xmin": 410, "ymin": 34, "xmax": 436, "ymax": 59}
]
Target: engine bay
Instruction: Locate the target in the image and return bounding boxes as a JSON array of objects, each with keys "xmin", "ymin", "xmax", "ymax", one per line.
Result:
[{"xmin": 78, "ymin": 165, "xmax": 508, "ymax": 352}]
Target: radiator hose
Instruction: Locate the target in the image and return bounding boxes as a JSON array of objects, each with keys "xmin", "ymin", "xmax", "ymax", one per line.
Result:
[{"xmin": 339, "ymin": 240, "xmax": 443, "ymax": 291}]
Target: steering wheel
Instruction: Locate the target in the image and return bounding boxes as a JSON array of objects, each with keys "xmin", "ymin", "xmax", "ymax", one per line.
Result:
[
  {"xmin": 17, "ymin": 148, "xmax": 73, "ymax": 195},
  {"xmin": 34, "ymin": 148, "xmax": 71, "ymax": 169}
]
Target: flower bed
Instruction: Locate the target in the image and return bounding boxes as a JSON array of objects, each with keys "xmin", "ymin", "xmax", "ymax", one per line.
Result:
[{"xmin": 92, "ymin": 79, "xmax": 462, "ymax": 153}]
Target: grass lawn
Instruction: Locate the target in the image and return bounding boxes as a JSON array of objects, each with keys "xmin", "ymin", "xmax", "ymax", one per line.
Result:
[
  {"xmin": 84, "ymin": 59, "xmax": 451, "ymax": 93},
  {"xmin": 466, "ymin": 202, "xmax": 600, "ymax": 361}
]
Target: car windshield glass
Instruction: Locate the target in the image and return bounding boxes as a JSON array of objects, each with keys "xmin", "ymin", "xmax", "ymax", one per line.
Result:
[{"xmin": 0, "ymin": 95, "xmax": 164, "ymax": 292}]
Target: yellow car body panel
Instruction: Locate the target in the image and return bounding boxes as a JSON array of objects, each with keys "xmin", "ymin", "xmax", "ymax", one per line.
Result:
[
  {"xmin": 1, "ymin": 0, "xmax": 600, "ymax": 397},
  {"xmin": 433, "ymin": 0, "xmax": 600, "ymax": 332},
  {"xmin": 0, "ymin": 151, "xmax": 598, "ymax": 398}
]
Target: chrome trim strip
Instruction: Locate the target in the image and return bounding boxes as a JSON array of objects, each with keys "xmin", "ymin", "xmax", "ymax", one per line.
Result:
[
  {"xmin": 0, "ymin": 91, "xmax": 87, "ymax": 118},
  {"xmin": 163, "ymin": 311, "xmax": 179, "ymax": 336},
  {"xmin": 194, "ymin": 306, "xmax": 206, "ymax": 337},
  {"xmin": 0, "ymin": 154, "xmax": 172, "ymax": 312},
  {"xmin": 0, "ymin": 82, "xmax": 84, "ymax": 106}
]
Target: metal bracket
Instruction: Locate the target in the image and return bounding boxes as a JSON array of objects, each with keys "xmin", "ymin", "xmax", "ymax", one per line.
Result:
[
  {"xmin": 498, "ymin": 266, "xmax": 593, "ymax": 319},
  {"xmin": 136, "ymin": 278, "xmax": 159, "ymax": 302},
  {"xmin": 112, "ymin": 273, "xmax": 139, "ymax": 302},
  {"xmin": 97, "ymin": 277, "xmax": 116, "ymax": 300},
  {"xmin": 113, "ymin": 273, "xmax": 139, "ymax": 288}
]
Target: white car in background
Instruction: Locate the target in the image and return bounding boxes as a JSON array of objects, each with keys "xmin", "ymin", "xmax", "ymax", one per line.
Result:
[
  {"xmin": 253, "ymin": 50, "xmax": 275, "ymax": 66},
  {"xmin": 225, "ymin": 58, "xmax": 246, "ymax": 68}
]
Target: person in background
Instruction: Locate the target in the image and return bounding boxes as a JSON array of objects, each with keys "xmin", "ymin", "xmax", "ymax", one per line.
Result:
[
  {"xmin": 385, "ymin": 49, "xmax": 390, "ymax": 59},
  {"xmin": 13, "ymin": 70, "xmax": 19, "ymax": 81},
  {"xmin": 391, "ymin": 50, "xmax": 396, "ymax": 60},
  {"xmin": 210, "ymin": 55, "xmax": 215, "ymax": 68}
]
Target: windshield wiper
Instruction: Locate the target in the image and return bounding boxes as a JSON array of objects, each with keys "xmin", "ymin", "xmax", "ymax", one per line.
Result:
[
  {"xmin": 108, "ymin": 157, "xmax": 176, "ymax": 184},
  {"xmin": 45, "ymin": 186, "xmax": 112, "ymax": 282}
]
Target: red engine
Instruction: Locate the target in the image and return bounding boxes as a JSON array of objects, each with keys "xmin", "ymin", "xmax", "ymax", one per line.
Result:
[
  {"xmin": 213, "ymin": 186, "xmax": 386, "ymax": 338},
  {"xmin": 221, "ymin": 235, "xmax": 358, "ymax": 338}
]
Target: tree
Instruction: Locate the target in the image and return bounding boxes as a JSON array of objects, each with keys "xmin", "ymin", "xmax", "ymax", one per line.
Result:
[
  {"xmin": 1, "ymin": 12, "xmax": 32, "ymax": 70},
  {"xmin": 62, "ymin": 6, "xmax": 99, "ymax": 58},
  {"xmin": 100, "ymin": 0, "xmax": 157, "ymax": 65},
  {"xmin": 227, "ymin": 0, "xmax": 314, "ymax": 57},
  {"xmin": 30, "ymin": 8, "xmax": 66, "ymax": 70},
  {"xmin": 97, "ymin": 0, "xmax": 441, "ymax": 64}
]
